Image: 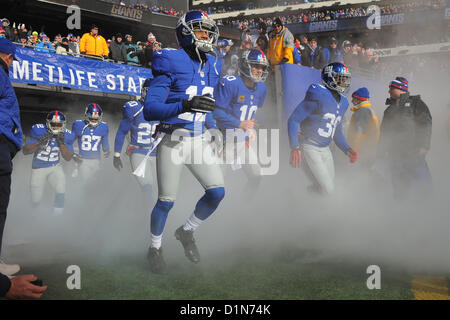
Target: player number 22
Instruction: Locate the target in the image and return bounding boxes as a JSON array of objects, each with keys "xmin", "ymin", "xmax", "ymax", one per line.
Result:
[
  {"xmin": 318, "ymin": 113, "xmax": 342, "ymax": 138},
  {"xmin": 36, "ymin": 146, "xmax": 59, "ymax": 162}
]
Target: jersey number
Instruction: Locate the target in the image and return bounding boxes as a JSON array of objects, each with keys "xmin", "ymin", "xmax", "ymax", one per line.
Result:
[
  {"xmin": 36, "ymin": 145, "xmax": 59, "ymax": 162},
  {"xmin": 81, "ymin": 135, "xmax": 102, "ymax": 152},
  {"xmin": 318, "ymin": 113, "xmax": 342, "ymax": 138},
  {"xmin": 239, "ymin": 105, "xmax": 258, "ymax": 121},
  {"xmin": 137, "ymin": 123, "xmax": 155, "ymax": 144},
  {"xmin": 178, "ymin": 86, "xmax": 214, "ymax": 122}
]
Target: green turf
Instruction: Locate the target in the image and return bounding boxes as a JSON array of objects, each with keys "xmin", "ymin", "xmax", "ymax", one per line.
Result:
[{"xmin": 18, "ymin": 246, "xmax": 415, "ymax": 300}]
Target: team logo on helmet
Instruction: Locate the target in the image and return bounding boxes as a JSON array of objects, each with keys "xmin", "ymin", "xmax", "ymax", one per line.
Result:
[
  {"xmin": 46, "ymin": 110, "xmax": 66, "ymax": 135},
  {"xmin": 322, "ymin": 62, "xmax": 351, "ymax": 94},
  {"xmin": 176, "ymin": 10, "xmax": 219, "ymax": 53},
  {"xmin": 239, "ymin": 49, "xmax": 269, "ymax": 83},
  {"xmin": 85, "ymin": 103, "xmax": 103, "ymax": 128}
]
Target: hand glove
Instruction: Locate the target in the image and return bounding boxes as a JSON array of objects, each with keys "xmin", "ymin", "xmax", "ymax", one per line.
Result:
[
  {"xmin": 104, "ymin": 150, "xmax": 111, "ymax": 158},
  {"xmin": 56, "ymin": 132, "xmax": 65, "ymax": 146},
  {"xmin": 280, "ymin": 57, "xmax": 289, "ymax": 64},
  {"xmin": 38, "ymin": 133, "xmax": 53, "ymax": 146},
  {"xmin": 113, "ymin": 156, "xmax": 123, "ymax": 171},
  {"xmin": 347, "ymin": 148, "xmax": 358, "ymax": 163},
  {"xmin": 290, "ymin": 146, "xmax": 302, "ymax": 168},
  {"xmin": 73, "ymin": 153, "xmax": 83, "ymax": 165},
  {"xmin": 182, "ymin": 95, "xmax": 216, "ymax": 114}
]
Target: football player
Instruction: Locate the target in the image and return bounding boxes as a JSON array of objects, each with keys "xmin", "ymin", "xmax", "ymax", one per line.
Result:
[
  {"xmin": 72, "ymin": 103, "xmax": 110, "ymax": 181},
  {"xmin": 22, "ymin": 111, "xmax": 76, "ymax": 216},
  {"xmin": 143, "ymin": 10, "xmax": 225, "ymax": 274},
  {"xmin": 214, "ymin": 48, "xmax": 268, "ymax": 193},
  {"xmin": 113, "ymin": 79, "xmax": 159, "ymax": 211},
  {"xmin": 287, "ymin": 62, "xmax": 358, "ymax": 195}
]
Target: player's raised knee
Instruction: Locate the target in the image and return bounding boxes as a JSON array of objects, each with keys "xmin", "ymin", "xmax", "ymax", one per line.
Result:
[{"xmin": 205, "ymin": 187, "xmax": 225, "ymax": 204}]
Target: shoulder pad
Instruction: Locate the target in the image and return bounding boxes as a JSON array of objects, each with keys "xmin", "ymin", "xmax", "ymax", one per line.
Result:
[
  {"xmin": 305, "ymin": 83, "xmax": 325, "ymax": 100},
  {"xmin": 123, "ymin": 100, "xmax": 143, "ymax": 119},
  {"xmin": 30, "ymin": 124, "xmax": 46, "ymax": 137},
  {"xmin": 152, "ymin": 48, "xmax": 180, "ymax": 75}
]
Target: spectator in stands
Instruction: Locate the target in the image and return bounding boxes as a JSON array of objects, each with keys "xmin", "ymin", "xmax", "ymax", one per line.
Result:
[
  {"xmin": 125, "ymin": 34, "xmax": 139, "ymax": 66},
  {"xmin": 56, "ymin": 38, "xmax": 73, "ymax": 55},
  {"xmin": 53, "ymin": 34, "xmax": 62, "ymax": 51},
  {"xmin": 322, "ymin": 37, "xmax": 343, "ymax": 65},
  {"xmin": 360, "ymin": 47, "xmax": 379, "ymax": 70},
  {"xmin": 257, "ymin": 22, "xmax": 268, "ymax": 42},
  {"xmin": 35, "ymin": 35, "xmax": 54, "ymax": 53},
  {"xmin": 18, "ymin": 24, "xmax": 29, "ymax": 41},
  {"xmin": 256, "ymin": 35, "xmax": 268, "ymax": 53},
  {"xmin": 80, "ymin": 24, "xmax": 109, "ymax": 59},
  {"xmin": 1, "ymin": 19, "xmax": 11, "ymax": 40},
  {"xmin": 144, "ymin": 33, "xmax": 157, "ymax": 68},
  {"xmin": 18, "ymin": 35, "xmax": 28, "ymax": 48},
  {"xmin": 130, "ymin": 41, "xmax": 148, "ymax": 67},
  {"xmin": 67, "ymin": 33, "xmax": 80, "ymax": 55},
  {"xmin": 110, "ymin": 33, "xmax": 128, "ymax": 64},
  {"xmin": 267, "ymin": 18, "xmax": 295, "ymax": 66},
  {"xmin": 240, "ymin": 33, "xmax": 254, "ymax": 50},
  {"xmin": 301, "ymin": 36, "xmax": 325, "ymax": 69},
  {"xmin": 342, "ymin": 40, "xmax": 357, "ymax": 69},
  {"xmin": 10, "ymin": 28, "xmax": 19, "ymax": 43}
]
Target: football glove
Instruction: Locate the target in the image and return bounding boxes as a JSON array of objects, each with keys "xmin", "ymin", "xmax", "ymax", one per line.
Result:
[
  {"xmin": 56, "ymin": 132, "xmax": 65, "ymax": 146},
  {"xmin": 113, "ymin": 156, "xmax": 123, "ymax": 171},
  {"xmin": 104, "ymin": 150, "xmax": 111, "ymax": 158},
  {"xmin": 290, "ymin": 146, "xmax": 302, "ymax": 168},
  {"xmin": 38, "ymin": 133, "xmax": 53, "ymax": 146},
  {"xmin": 73, "ymin": 153, "xmax": 83, "ymax": 165},
  {"xmin": 347, "ymin": 148, "xmax": 358, "ymax": 163},
  {"xmin": 182, "ymin": 95, "xmax": 216, "ymax": 114}
]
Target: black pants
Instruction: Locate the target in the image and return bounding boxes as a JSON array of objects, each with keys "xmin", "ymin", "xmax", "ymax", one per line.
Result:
[{"xmin": 0, "ymin": 135, "xmax": 17, "ymax": 256}]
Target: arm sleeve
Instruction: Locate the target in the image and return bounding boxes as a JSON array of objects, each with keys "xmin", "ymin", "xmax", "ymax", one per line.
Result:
[
  {"xmin": 414, "ymin": 99, "xmax": 432, "ymax": 151},
  {"xmin": 64, "ymin": 132, "xmax": 75, "ymax": 153},
  {"xmin": 0, "ymin": 273, "xmax": 11, "ymax": 297},
  {"xmin": 287, "ymin": 99, "xmax": 317, "ymax": 148},
  {"xmin": 114, "ymin": 118, "xmax": 131, "ymax": 154},
  {"xmin": 103, "ymin": 125, "xmax": 110, "ymax": 151},
  {"xmin": 25, "ymin": 126, "xmax": 40, "ymax": 145},
  {"xmin": 213, "ymin": 79, "xmax": 241, "ymax": 128},
  {"xmin": 334, "ymin": 121, "xmax": 351, "ymax": 153},
  {"xmin": 205, "ymin": 113, "xmax": 218, "ymax": 129},
  {"xmin": 353, "ymin": 108, "xmax": 372, "ymax": 134},
  {"xmin": 143, "ymin": 73, "xmax": 183, "ymax": 121}
]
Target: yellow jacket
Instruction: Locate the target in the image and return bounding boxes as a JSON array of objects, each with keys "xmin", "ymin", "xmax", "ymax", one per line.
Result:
[
  {"xmin": 267, "ymin": 26, "xmax": 294, "ymax": 66},
  {"xmin": 80, "ymin": 32, "xmax": 109, "ymax": 57},
  {"xmin": 347, "ymin": 101, "xmax": 380, "ymax": 164}
]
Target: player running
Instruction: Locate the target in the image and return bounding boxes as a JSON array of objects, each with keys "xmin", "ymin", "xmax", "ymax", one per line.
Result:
[
  {"xmin": 143, "ymin": 10, "xmax": 225, "ymax": 274},
  {"xmin": 214, "ymin": 48, "xmax": 268, "ymax": 193},
  {"xmin": 113, "ymin": 80, "xmax": 160, "ymax": 213},
  {"xmin": 287, "ymin": 62, "xmax": 358, "ymax": 195},
  {"xmin": 71, "ymin": 103, "xmax": 110, "ymax": 181},
  {"xmin": 22, "ymin": 110, "xmax": 76, "ymax": 216}
]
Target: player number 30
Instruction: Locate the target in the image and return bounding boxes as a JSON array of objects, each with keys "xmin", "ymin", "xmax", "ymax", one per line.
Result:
[{"xmin": 318, "ymin": 113, "xmax": 342, "ymax": 138}]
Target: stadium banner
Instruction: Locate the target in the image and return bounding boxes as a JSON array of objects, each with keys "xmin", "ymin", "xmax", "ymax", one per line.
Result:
[
  {"xmin": 289, "ymin": 9, "xmax": 447, "ymax": 34},
  {"xmin": 281, "ymin": 64, "xmax": 385, "ymax": 121},
  {"xmin": 10, "ymin": 47, "xmax": 153, "ymax": 96}
]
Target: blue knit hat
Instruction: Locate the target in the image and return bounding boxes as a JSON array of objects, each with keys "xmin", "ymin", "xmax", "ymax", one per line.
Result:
[
  {"xmin": 389, "ymin": 76, "xmax": 408, "ymax": 92},
  {"xmin": 352, "ymin": 87, "xmax": 370, "ymax": 101}
]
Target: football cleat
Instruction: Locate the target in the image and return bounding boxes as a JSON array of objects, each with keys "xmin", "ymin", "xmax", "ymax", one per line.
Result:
[
  {"xmin": 174, "ymin": 226, "xmax": 200, "ymax": 264},
  {"xmin": 147, "ymin": 247, "xmax": 167, "ymax": 274}
]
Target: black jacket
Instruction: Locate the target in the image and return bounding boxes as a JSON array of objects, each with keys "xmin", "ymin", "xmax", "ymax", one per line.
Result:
[
  {"xmin": 378, "ymin": 92, "xmax": 432, "ymax": 160},
  {"xmin": 301, "ymin": 45, "xmax": 325, "ymax": 69},
  {"xmin": 109, "ymin": 40, "xmax": 128, "ymax": 63}
]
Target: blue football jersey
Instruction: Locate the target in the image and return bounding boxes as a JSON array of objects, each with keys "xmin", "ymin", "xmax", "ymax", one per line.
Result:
[
  {"xmin": 26, "ymin": 124, "xmax": 75, "ymax": 169},
  {"xmin": 72, "ymin": 120, "xmax": 109, "ymax": 159},
  {"xmin": 288, "ymin": 83, "xmax": 350, "ymax": 152},
  {"xmin": 114, "ymin": 100, "xmax": 159, "ymax": 156},
  {"xmin": 143, "ymin": 48, "xmax": 222, "ymax": 135},
  {"xmin": 214, "ymin": 75, "xmax": 267, "ymax": 130}
]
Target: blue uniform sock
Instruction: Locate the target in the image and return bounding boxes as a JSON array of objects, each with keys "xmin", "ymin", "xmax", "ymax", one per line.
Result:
[
  {"xmin": 150, "ymin": 200, "xmax": 174, "ymax": 236},
  {"xmin": 193, "ymin": 187, "xmax": 225, "ymax": 221}
]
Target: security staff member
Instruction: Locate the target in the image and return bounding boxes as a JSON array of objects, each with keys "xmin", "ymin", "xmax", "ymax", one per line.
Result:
[{"xmin": 377, "ymin": 77, "xmax": 432, "ymax": 199}]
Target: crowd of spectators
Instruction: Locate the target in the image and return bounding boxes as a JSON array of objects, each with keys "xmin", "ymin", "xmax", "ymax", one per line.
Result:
[
  {"xmin": 101, "ymin": 0, "xmax": 184, "ymax": 16},
  {"xmin": 0, "ymin": 17, "xmax": 167, "ymax": 68},
  {"xmin": 216, "ymin": 0, "xmax": 447, "ymax": 29}
]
